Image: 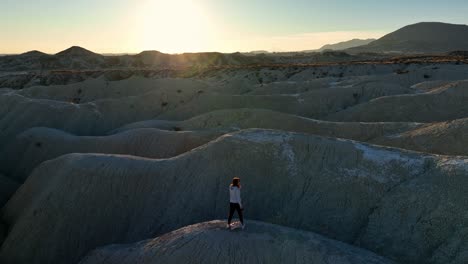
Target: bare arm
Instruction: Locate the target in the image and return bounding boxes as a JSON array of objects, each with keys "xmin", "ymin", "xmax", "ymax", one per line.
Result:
[{"xmin": 237, "ymin": 188, "xmax": 242, "ymax": 208}]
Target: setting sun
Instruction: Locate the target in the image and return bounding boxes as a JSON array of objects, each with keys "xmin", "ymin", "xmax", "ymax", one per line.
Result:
[{"xmin": 135, "ymin": 0, "xmax": 214, "ymax": 53}]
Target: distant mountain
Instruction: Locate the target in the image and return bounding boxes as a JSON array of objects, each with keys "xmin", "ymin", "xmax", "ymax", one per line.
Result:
[
  {"xmin": 56, "ymin": 46, "xmax": 102, "ymax": 58},
  {"xmin": 20, "ymin": 50, "xmax": 48, "ymax": 57},
  {"xmin": 0, "ymin": 47, "xmax": 276, "ymax": 71},
  {"xmin": 317, "ymin": 39, "xmax": 376, "ymax": 51},
  {"xmin": 347, "ymin": 22, "xmax": 468, "ymax": 54}
]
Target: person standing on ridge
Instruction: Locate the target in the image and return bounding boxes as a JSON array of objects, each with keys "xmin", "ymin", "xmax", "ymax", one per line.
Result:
[{"xmin": 227, "ymin": 177, "xmax": 244, "ymax": 230}]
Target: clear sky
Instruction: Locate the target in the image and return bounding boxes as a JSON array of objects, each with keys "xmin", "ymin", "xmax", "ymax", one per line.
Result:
[{"xmin": 1, "ymin": 0, "xmax": 468, "ymax": 54}]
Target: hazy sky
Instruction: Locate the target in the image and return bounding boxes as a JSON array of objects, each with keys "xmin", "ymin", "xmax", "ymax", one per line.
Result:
[{"xmin": 1, "ymin": 0, "xmax": 468, "ymax": 54}]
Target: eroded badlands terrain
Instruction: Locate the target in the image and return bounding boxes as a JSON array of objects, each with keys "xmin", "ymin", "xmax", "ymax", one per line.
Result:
[{"xmin": 0, "ymin": 52, "xmax": 467, "ymax": 264}]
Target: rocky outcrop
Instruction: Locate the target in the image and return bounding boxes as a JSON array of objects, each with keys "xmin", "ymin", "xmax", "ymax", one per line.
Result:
[
  {"xmin": 79, "ymin": 220, "xmax": 395, "ymax": 264},
  {"xmin": 327, "ymin": 81, "xmax": 468, "ymax": 122},
  {"xmin": 1, "ymin": 129, "xmax": 467, "ymax": 264},
  {"xmin": 0, "ymin": 127, "xmax": 222, "ymax": 182}
]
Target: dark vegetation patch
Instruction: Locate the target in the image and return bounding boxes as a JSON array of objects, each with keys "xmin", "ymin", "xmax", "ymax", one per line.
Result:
[{"xmin": 395, "ymin": 69, "xmax": 409, "ymax": 74}]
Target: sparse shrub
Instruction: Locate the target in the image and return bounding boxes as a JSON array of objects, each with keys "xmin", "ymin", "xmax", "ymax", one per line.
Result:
[
  {"xmin": 395, "ymin": 69, "xmax": 409, "ymax": 74},
  {"xmin": 161, "ymin": 102, "xmax": 168, "ymax": 107}
]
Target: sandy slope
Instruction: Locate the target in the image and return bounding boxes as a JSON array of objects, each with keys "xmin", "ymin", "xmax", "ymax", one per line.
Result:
[
  {"xmin": 372, "ymin": 118, "xmax": 468, "ymax": 156},
  {"xmin": 115, "ymin": 108, "xmax": 420, "ymax": 141},
  {"xmin": 16, "ymin": 76, "xmax": 209, "ymax": 103},
  {"xmin": 0, "ymin": 58, "xmax": 468, "ymax": 264},
  {"xmin": 0, "ymin": 128, "xmax": 222, "ymax": 182},
  {"xmin": 1, "ymin": 129, "xmax": 467, "ymax": 264},
  {"xmin": 0, "ymin": 174, "xmax": 19, "ymax": 208},
  {"xmin": 0, "ymin": 109, "xmax": 420, "ymax": 183},
  {"xmin": 157, "ymin": 84, "xmax": 410, "ymax": 120},
  {"xmin": 79, "ymin": 220, "xmax": 395, "ymax": 264},
  {"xmin": 0, "ymin": 87, "xmax": 203, "ymax": 148},
  {"xmin": 326, "ymin": 81, "xmax": 468, "ymax": 122},
  {"xmin": 1, "ymin": 63, "xmax": 467, "ymax": 150}
]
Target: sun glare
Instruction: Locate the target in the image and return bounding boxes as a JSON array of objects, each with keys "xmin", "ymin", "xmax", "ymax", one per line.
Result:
[{"xmin": 136, "ymin": 0, "xmax": 213, "ymax": 53}]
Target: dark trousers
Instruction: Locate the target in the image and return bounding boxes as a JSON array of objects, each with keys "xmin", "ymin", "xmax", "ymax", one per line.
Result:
[{"xmin": 228, "ymin": 203, "xmax": 243, "ymax": 225}]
